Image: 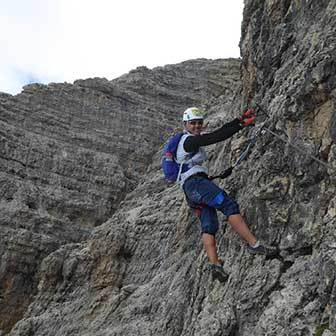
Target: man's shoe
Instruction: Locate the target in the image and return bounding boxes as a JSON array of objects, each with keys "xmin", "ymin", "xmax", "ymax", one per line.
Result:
[
  {"xmin": 209, "ymin": 263, "xmax": 229, "ymax": 282},
  {"xmin": 247, "ymin": 243, "xmax": 278, "ymax": 256}
]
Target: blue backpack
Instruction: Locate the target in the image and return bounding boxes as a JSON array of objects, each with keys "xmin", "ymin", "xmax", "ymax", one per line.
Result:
[{"xmin": 161, "ymin": 132, "xmax": 190, "ymax": 184}]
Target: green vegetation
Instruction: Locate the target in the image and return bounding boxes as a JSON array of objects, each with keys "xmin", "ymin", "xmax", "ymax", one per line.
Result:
[{"xmin": 315, "ymin": 324, "xmax": 329, "ymax": 336}]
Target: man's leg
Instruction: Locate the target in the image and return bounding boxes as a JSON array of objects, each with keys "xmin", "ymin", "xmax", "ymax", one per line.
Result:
[
  {"xmin": 207, "ymin": 190, "xmax": 257, "ymax": 245},
  {"xmin": 227, "ymin": 214, "xmax": 257, "ymax": 246},
  {"xmin": 202, "ymin": 233, "xmax": 221, "ymax": 265},
  {"xmin": 211, "ymin": 191, "xmax": 277, "ymax": 256},
  {"xmin": 202, "ymin": 232, "xmax": 228, "ymax": 282},
  {"xmin": 197, "ymin": 206, "xmax": 221, "ymax": 263},
  {"xmin": 197, "ymin": 206, "xmax": 228, "ymax": 279},
  {"xmin": 228, "ymin": 214, "xmax": 277, "ymax": 256}
]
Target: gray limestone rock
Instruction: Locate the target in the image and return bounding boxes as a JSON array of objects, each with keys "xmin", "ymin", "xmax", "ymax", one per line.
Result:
[
  {"xmin": 2, "ymin": 0, "xmax": 336, "ymax": 335},
  {"xmin": 0, "ymin": 59, "xmax": 242, "ymax": 334}
]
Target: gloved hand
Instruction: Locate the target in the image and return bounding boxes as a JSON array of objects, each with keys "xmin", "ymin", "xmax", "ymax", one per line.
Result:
[{"xmin": 239, "ymin": 108, "xmax": 256, "ymax": 127}]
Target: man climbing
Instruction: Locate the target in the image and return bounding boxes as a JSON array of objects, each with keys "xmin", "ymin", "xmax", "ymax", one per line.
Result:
[{"xmin": 176, "ymin": 107, "xmax": 277, "ymax": 282}]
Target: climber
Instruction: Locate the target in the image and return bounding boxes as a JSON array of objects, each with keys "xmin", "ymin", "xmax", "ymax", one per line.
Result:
[{"xmin": 176, "ymin": 107, "xmax": 277, "ymax": 282}]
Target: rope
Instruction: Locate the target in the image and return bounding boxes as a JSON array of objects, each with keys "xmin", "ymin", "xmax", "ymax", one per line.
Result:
[
  {"xmin": 209, "ymin": 125, "xmax": 262, "ymax": 180},
  {"xmin": 262, "ymin": 126, "xmax": 333, "ymax": 170},
  {"xmin": 255, "ymin": 103, "xmax": 333, "ymax": 170},
  {"xmin": 211, "ymin": 107, "xmax": 334, "ymax": 180},
  {"xmin": 233, "ymin": 123, "xmax": 264, "ymax": 167}
]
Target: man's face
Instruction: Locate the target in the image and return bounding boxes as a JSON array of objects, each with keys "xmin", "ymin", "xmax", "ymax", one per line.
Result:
[{"xmin": 185, "ymin": 119, "xmax": 203, "ymax": 135}]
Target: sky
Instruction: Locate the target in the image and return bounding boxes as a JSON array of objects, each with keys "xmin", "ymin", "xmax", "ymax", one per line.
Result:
[{"xmin": 0, "ymin": 0, "xmax": 244, "ymax": 95}]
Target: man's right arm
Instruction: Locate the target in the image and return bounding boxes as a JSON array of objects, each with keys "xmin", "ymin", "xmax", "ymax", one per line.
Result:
[{"xmin": 183, "ymin": 118, "xmax": 243, "ymax": 153}]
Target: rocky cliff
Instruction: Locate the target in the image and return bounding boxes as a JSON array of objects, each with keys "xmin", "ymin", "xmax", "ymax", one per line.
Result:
[
  {"xmin": 0, "ymin": 59, "xmax": 242, "ymax": 334},
  {"xmin": 1, "ymin": 0, "xmax": 336, "ymax": 335}
]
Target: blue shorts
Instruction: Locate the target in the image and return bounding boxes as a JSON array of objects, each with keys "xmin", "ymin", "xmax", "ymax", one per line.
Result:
[{"xmin": 183, "ymin": 175, "xmax": 240, "ymax": 236}]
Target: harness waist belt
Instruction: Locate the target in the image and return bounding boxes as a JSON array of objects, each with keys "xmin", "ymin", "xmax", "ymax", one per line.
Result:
[{"xmin": 185, "ymin": 172, "xmax": 209, "ymax": 183}]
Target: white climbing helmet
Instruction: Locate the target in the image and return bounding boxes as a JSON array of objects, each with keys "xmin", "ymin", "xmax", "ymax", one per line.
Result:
[{"xmin": 182, "ymin": 107, "xmax": 205, "ymax": 122}]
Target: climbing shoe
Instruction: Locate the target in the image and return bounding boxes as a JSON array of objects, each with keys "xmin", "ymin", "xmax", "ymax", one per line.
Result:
[
  {"xmin": 209, "ymin": 263, "xmax": 229, "ymax": 282},
  {"xmin": 247, "ymin": 243, "xmax": 278, "ymax": 256}
]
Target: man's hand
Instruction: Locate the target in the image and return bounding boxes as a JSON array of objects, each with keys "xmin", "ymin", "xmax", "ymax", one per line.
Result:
[
  {"xmin": 239, "ymin": 108, "xmax": 256, "ymax": 127},
  {"xmin": 241, "ymin": 108, "xmax": 255, "ymax": 119}
]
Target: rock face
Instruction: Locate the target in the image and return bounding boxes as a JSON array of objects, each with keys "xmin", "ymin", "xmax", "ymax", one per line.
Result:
[
  {"xmin": 238, "ymin": 0, "xmax": 336, "ymax": 334},
  {"xmin": 0, "ymin": 59, "xmax": 241, "ymax": 334},
  {"xmin": 2, "ymin": 1, "xmax": 336, "ymax": 336}
]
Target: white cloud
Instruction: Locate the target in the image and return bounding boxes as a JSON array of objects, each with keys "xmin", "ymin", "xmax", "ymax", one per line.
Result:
[{"xmin": 0, "ymin": 0, "xmax": 244, "ymax": 95}]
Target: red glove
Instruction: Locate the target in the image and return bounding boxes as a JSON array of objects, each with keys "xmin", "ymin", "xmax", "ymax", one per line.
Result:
[
  {"xmin": 242, "ymin": 116, "xmax": 256, "ymax": 126},
  {"xmin": 241, "ymin": 108, "xmax": 255, "ymax": 119},
  {"xmin": 239, "ymin": 108, "xmax": 256, "ymax": 126}
]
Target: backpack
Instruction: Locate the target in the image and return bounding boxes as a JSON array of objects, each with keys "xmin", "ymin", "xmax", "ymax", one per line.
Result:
[{"xmin": 161, "ymin": 132, "xmax": 191, "ymax": 184}]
